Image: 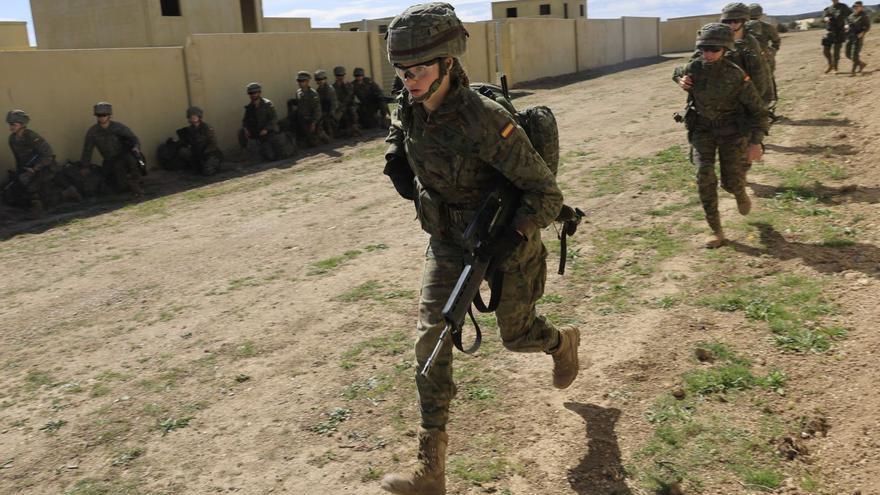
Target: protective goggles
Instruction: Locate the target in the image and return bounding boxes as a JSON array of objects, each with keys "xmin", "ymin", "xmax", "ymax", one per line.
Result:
[{"xmin": 393, "ymin": 58, "xmax": 441, "ymax": 81}]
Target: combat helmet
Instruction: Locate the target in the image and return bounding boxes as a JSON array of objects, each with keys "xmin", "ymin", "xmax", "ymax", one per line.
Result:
[
  {"xmin": 186, "ymin": 106, "xmax": 204, "ymax": 118},
  {"xmin": 721, "ymin": 2, "xmax": 751, "ymax": 21},
  {"xmin": 749, "ymin": 3, "xmax": 763, "ymax": 19},
  {"xmin": 296, "ymin": 70, "xmax": 311, "ymax": 81},
  {"xmin": 246, "ymin": 82, "xmax": 262, "ymax": 93},
  {"xmin": 314, "ymin": 69, "xmax": 328, "ymax": 80},
  {"xmin": 6, "ymin": 109, "xmax": 29, "ymax": 125},
  {"xmin": 696, "ymin": 23, "xmax": 735, "ymax": 50},
  {"xmin": 333, "ymin": 66, "xmax": 346, "ymax": 77},
  {"xmin": 93, "ymin": 102, "xmax": 113, "ymax": 116},
  {"xmin": 386, "ymin": 2, "xmax": 468, "ymax": 65},
  {"xmin": 353, "ymin": 67, "xmax": 365, "ymax": 77}
]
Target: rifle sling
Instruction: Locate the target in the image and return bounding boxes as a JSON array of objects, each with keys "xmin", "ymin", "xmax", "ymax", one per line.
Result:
[
  {"xmin": 452, "ymin": 306, "xmax": 482, "ymax": 354},
  {"xmin": 472, "ymin": 270, "xmax": 504, "ymax": 313},
  {"xmin": 558, "ymin": 229, "xmax": 569, "ymax": 275}
]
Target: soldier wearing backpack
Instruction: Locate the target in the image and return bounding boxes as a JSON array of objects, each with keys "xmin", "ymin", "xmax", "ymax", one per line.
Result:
[{"xmin": 381, "ymin": 3, "xmax": 580, "ymax": 494}]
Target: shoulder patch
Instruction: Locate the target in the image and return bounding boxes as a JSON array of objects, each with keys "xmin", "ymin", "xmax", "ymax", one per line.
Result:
[{"xmin": 500, "ymin": 122, "xmax": 515, "ymax": 139}]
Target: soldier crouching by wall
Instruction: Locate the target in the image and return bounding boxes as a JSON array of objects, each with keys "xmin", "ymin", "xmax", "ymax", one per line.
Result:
[
  {"xmin": 352, "ymin": 67, "xmax": 391, "ymax": 129},
  {"xmin": 4, "ymin": 109, "xmax": 63, "ymax": 214},
  {"xmin": 294, "ymin": 71, "xmax": 325, "ymax": 148},
  {"xmin": 80, "ymin": 102, "xmax": 145, "ymax": 197},
  {"xmin": 159, "ymin": 106, "xmax": 223, "ymax": 175},
  {"xmin": 315, "ymin": 70, "xmax": 338, "ymax": 142},
  {"xmin": 238, "ymin": 82, "xmax": 286, "ymax": 161},
  {"xmin": 332, "ymin": 66, "xmax": 361, "ymax": 138}
]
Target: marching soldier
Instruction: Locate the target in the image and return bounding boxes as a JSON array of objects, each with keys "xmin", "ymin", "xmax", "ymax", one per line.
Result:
[
  {"xmin": 719, "ymin": 3, "xmax": 774, "ymax": 106},
  {"xmin": 822, "ymin": 0, "xmax": 853, "ymax": 73},
  {"xmin": 845, "ymin": 1, "xmax": 871, "ymax": 74}
]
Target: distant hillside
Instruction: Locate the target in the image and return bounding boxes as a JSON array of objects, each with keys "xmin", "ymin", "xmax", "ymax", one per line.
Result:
[{"xmin": 774, "ymin": 3, "xmax": 878, "ymax": 23}]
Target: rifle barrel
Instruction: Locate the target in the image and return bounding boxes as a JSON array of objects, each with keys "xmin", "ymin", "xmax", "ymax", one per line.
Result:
[{"xmin": 420, "ymin": 324, "xmax": 452, "ymax": 377}]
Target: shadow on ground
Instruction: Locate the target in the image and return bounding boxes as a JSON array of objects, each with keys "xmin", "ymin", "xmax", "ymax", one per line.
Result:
[
  {"xmin": 729, "ymin": 222, "xmax": 880, "ymax": 279},
  {"xmin": 764, "ymin": 142, "xmax": 859, "ymax": 156},
  {"xmin": 517, "ymin": 56, "xmax": 669, "ymax": 91},
  {"xmin": 749, "ymin": 182, "xmax": 880, "ymax": 204},
  {"xmin": 0, "ymin": 131, "xmax": 384, "ymax": 242},
  {"xmin": 774, "ymin": 116, "xmax": 854, "ymax": 127},
  {"xmin": 564, "ymin": 402, "xmax": 632, "ymax": 495}
]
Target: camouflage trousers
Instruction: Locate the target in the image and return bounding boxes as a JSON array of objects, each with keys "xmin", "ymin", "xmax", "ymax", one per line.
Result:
[
  {"xmin": 2, "ymin": 164, "xmax": 57, "ymax": 207},
  {"xmin": 845, "ymin": 37, "xmax": 864, "ymax": 67},
  {"xmin": 237, "ymin": 129, "xmax": 285, "ymax": 161},
  {"xmin": 690, "ymin": 127, "xmax": 748, "ymax": 233},
  {"xmin": 103, "ymin": 154, "xmax": 141, "ymax": 194},
  {"xmin": 823, "ymin": 32, "xmax": 845, "ymax": 67},
  {"xmin": 415, "ymin": 236, "xmax": 560, "ymax": 429},
  {"xmin": 335, "ymin": 106, "xmax": 360, "ymax": 137}
]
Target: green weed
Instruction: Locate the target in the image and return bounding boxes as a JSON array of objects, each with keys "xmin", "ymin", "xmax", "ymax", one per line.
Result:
[
  {"xmin": 158, "ymin": 417, "xmax": 193, "ymax": 436},
  {"xmin": 310, "ymin": 407, "xmax": 351, "ymax": 435},
  {"xmin": 309, "ymin": 250, "xmax": 363, "ymax": 275}
]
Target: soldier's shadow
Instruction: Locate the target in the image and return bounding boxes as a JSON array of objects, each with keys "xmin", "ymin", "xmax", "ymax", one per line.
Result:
[
  {"xmin": 774, "ymin": 116, "xmax": 853, "ymax": 127},
  {"xmin": 764, "ymin": 142, "xmax": 858, "ymax": 156},
  {"xmin": 564, "ymin": 402, "xmax": 632, "ymax": 495},
  {"xmin": 729, "ymin": 222, "xmax": 880, "ymax": 279},
  {"xmin": 749, "ymin": 181, "xmax": 880, "ymax": 204}
]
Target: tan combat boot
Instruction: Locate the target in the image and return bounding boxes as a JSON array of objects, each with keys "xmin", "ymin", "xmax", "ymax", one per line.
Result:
[
  {"xmin": 858, "ymin": 61, "xmax": 867, "ymax": 72},
  {"xmin": 735, "ymin": 189, "xmax": 752, "ymax": 216},
  {"xmin": 705, "ymin": 229, "xmax": 728, "ymax": 249},
  {"xmin": 551, "ymin": 326, "xmax": 580, "ymax": 389},
  {"xmin": 381, "ymin": 427, "xmax": 447, "ymax": 495}
]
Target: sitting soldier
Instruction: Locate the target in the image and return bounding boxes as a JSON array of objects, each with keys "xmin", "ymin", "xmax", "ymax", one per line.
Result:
[
  {"xmin": 4, "ymin": 109, "xmax": 61, "ymax": 213},
  {"xmin": 332, "ymin": 66, "xmax": 361, "ymax": 138},
  {"xmin": 352, "ymin": 67, "xmax": 391, "ymax": 129},
  {"xmin": 80, "ymin": 102, "xmax": 144, "ymax": 196},
  {"xmin": 314, "ymin": 69, "xmax": 338, "ymax": 142},
  {"xmin": 238, "ymin": 82, "xmax": 286, "ymax": 161},
  {"xmin": 159, "ymin": 107, "xmax": 223, "ymax": 175}
]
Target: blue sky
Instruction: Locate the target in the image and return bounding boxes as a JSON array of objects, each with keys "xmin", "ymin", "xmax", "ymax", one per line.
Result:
[{"xmin": 2, "ymin": 0, "xmax": 836, "ymax": 45}]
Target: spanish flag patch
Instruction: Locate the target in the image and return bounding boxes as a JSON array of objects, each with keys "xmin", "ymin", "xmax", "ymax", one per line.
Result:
[{"xmin": 500, "ymin": 122, "xmax": 515, "ymax": 139}]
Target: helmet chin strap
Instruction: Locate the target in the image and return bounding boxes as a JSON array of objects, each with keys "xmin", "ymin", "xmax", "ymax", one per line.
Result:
[{"xmin": 411, "ymin": 58, "xmax": 450, "ymax": 103}]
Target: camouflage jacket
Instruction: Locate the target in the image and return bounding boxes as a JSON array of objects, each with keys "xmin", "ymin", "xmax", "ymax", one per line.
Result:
[
  {"xmin": 316, "ymin": 84, "xmax": 339, "ymax": 117},
  {"xmin": 745, "ymin": 19, "xmax": 781, "ymax": 53},
  {"xmin": 81, "ymin": 121, "xmax": 140, "ymax": 164},
  {"xmin": 673, "ymin": 57, "xmax": 769, "ymax": 144},
  {"xmin": 824, "ymin": 3, "xmax": 853, "ymax": 32},
  {"xmin": 9, "ymin": 128, "xmax": 55, "ymax": 171},
  {"xmin": 847, "ymin": 11, "xmax": 871, "ymax": 36},
  {"xmin": 353, "ymin": 77, "xmax": 385, "ymax": 107},
  {"xmin": 176, "ymin": 122, "xmax": 220, "ymax": 155},
  {"xmin": 386, "ymin": 84, "xmax": 563, "ymax": 247},
  {"xmin": 242, "ymin": 98, "xmax": 279, "ymax": 134},
  {"xmin": 333, "ymin": 80, "xmax": 359, "ymax": 111},
  {"xmin": 295, "ymin": 87, "xmax": 322, "ymax": 125}
]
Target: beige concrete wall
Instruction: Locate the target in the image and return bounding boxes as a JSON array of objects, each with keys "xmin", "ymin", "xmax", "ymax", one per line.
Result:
[
  {"xmin": 262, "ymin": 18, "xmax": 312, "ymax": 33},
  {"xmin": 492, "ymin": 0, "xmax": 587, "ymax": 20},
  {"xmin": 622, "ymin": 17, "xmax": 660, "ymax": 60},
  {"xmin": 339, "ymin": 18, "xmax": 395, "ymax": 32},
  {"xmin": 576, "ymin": 19, "xmax": 624, "ymax": 70},
  {"xmin": 0, "ymin": 48, "xmax": 188, "ymax": 175},
  {"xmin": 0, "ymin": 22, "xmax": 30, "ymax": 50},
  {"xmin": 184, "ymin": 32, "xmax": 378, "ymax": 150},
  {"xmin": 660, "ymin": 14, "xmax": 719, "ymax": 53},
  {"xmin": 460, "ymin": 22, "xmax": 496, "ymax": 85},
  {"xmin": 31, "ymin": 0, "xmax": 263, "ymax": 48},
  {"xmin": 500, "ymin": 18, "xmax": 577, "ymax": 86}
]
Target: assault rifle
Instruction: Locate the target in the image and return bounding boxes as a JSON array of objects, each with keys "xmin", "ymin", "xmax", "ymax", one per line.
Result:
[
  {"xmin": 2, "ymin": 154, "xmax": 40, "ymax": 193},
  {"xmin": 420, "ymin": 179, "xmax": 522, "ymax": 377},
  {"xmin": 132, "ymin": 149, "xmax": 148, "ymax": 176}
]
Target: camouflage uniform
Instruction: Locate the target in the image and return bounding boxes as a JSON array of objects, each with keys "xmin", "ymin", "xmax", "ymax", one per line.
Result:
[
  {"xmin": 823, "ymin": 1, "xmax": 853, "ymax": 70},
  {"xmin": 674, "ymin": 23, "xmax": 769, "ymax": 236},
  {"xmin": 176, "ymin": 121, "xmax": 223, "ymax": 176},
  {"xmin": 81, "ymin": 120, "xmax": 142, "ymax": 194},
  {"xmin": 294, "ymin": 72, "xmax": 324, "ymax": 148},
  {"xmin": 238, "ymin": 94, "xmax": 286, "ymax": 161},
  {"xmin": 353, "ymin": 71, "xmax": 390, "ymax": 129},
  {"xmin": 745, "ymin": 12, "xmax": 781, "ymax": 73},
  {"xmin": 315, "ymin": 72, "xmax": 338, "ymax": 141},
  {"xmin": 333, "ymin": 67, "xmax": 361, "ymax": 137},
  {"xmin": 4, "ymin": 113, "xmax": 58, "ymax": 208},
  {"xmin": 845, "ymin": 8, "xmax": 871, "ymax": 71}
]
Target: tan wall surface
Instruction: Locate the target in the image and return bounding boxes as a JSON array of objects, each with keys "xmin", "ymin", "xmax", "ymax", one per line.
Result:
[
  {"xmin": 660, "ymin": 14, "xmax": 719, "ymax": 53},
  {"xmin": 0, "ymin": 48, "xmax": 188, "ymax": 175},
  {"xmin": 491, "ymin": 0, "xmax": 587, "ymax": 20},
  {"xmin": 339, "ymin": 18, "xmax": 394, "ymax": 32},
  {"xmin": 576, "ymin": 19, "xmax": 624, "ymax": 70},
  {"xmin": 184, "ymin": 32, "xmax": 378, "ymax": 150},
  {"xmin": 0, "ymin": 22, "xmax": 30, "ymax": 50},
  {"xmin": 460, "ymin": 22, "xmax": 496, "ymax": 84},
  {"xmin": 501, "ymin": 18, "xmax": 577, "ymax": 86},
  {"xmin": 31, "ymin": 0, "xmax": 262, "ymax": 48},
  {"xmin": 623, "ymin": 17, "xmax": 660, "ymax": 60},
  {"xmin": 262, "ymin": 18, "xmax": 312, "ymax": 33}
]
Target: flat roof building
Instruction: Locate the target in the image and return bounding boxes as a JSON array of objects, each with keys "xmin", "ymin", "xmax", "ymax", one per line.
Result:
[{"xmin": 491, "ymin": 0, "xmax": 588, "ymax": 20}]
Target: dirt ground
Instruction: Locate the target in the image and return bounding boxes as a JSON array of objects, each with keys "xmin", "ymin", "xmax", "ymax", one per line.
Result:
[{"xmin": 1, "ymin": 29, "xmax": 878, "ymax": 495}]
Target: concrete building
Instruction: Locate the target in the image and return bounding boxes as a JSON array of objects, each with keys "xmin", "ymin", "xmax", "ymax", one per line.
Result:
[
  {"xmin": 262, "ymin": 17, "xmax": 312, "ymax": 33},
  {"xmin": 0, "ymin": 21, "xmax": 30, "ymax": 50},
  {"xmin": 339, "ymin": 18, "xmax": 396, "ymax": 34},
  {"xmin": 492, "ymin": 0, "xmax": 588, "ymax": 20},
  {"xmin": 30, "ymin": 0, "xmax": 266, "ymax": 49}
]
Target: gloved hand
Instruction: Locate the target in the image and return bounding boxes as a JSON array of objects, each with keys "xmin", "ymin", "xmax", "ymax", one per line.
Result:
[
  {"xmin": 477, "ymin": 227, "xmax": 526, "ymax": 260},
  {"xmin": 383, "ymin": 154, "xmax": 415, "ymax": 200}
]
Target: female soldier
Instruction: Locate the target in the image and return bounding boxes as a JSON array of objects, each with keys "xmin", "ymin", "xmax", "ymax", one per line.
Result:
[{"xmin": 380, "ymin": 3, "xmax": 580, "ymax": 494}]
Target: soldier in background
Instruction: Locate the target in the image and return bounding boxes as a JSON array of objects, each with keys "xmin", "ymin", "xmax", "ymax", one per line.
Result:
[
  {"xmin": 745, "ymin": 3, "xmax": 781, "ymax": 118},
  {"xmin": 674, "ymin": 23, "xmax": 768, "ymax": 248},
  {"xmin": 238, "ymin": 82, "xmax": 286, "ymax": 161},
  {"xmin": 4, "ymin": 109, "xmax": 61, "ymax": 213},
  {"xmin": 294, "ymin": 71, "xmax": 324, "ymax": 148},
  {"xmin": 80, "ymin": 102, "xmax": 144, "ymax": 196},
  {"xmin": 332, "ymin": 66, "xmax": 361, "ymax": 138},
  {"xmin": 845, "ymin": 1, "xmax": 870, "ymax": 74},
  {"xmin": 719, "ymin": 3, "xmax": 773, "ymax": 107},
  {"xmin": 822, "ymin": 0, "xmax": 853, "ymax": 73},
  {"xmin": 314, "ymin": 69, "xmax": 338, "ymax": 142},
  {"xmin": 175, "ymin": 107, "xmax": 223, "ymax": 175},
  {"xmin": 352, "ymin": 67, "xmax": 390, "ymax": 129}
]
